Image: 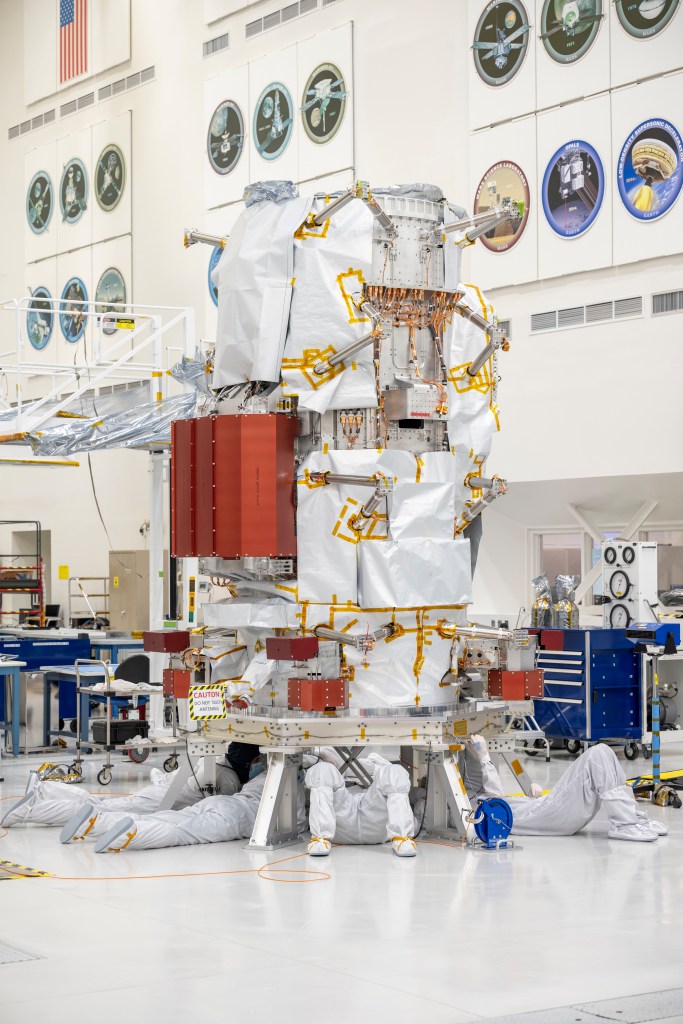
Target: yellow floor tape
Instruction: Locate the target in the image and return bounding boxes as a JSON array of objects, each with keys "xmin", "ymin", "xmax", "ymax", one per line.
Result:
[
  {"xmin": 0, "ymin": 858, "xmax": 53, "ymax": 880},
  {"xmin": 627, "ymin": 769, "xmax": 683, "ymax": 784}
]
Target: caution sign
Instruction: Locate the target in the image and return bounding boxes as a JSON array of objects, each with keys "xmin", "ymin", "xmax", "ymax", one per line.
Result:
[
  {"xmin": 189, "ymin": 684, "xmax": 226, "ymax": 720},
  {"xmin": 0, "ymin": 859, "xmax": 53, "ymax": 879},
  {"xmin": 115, "ymin": 317, "xmax": 135, "ymax": 330}
]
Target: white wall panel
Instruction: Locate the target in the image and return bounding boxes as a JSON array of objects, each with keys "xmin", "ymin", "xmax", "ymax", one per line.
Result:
[
  {"xmin": 537, "ymin": 93, "xmax": 612, "ymax": 279},
  {"xmin": 91, "ymin": 111, "xmax": 131, "ymax": 245},
  {"xmin": 56, "ymin": 248, "xmax": 92, "ymax": 366},
  {"xmin": 468, "ymin": 0, "xmax": 536, "ymax": 130},
  {"xmin": 610, "ymin": 0, "xmax": 682, "ymax": 88},
  {"xmin": 24, "ymin": 257, "xmax": 58, "ymax": 361},
  {"xmin": 534, "ymin": 0, "xmax": 609, "ymax": 109},
  {"xmin": 24, "ymin": 142, "xmax": 59, "ymax": 264},
  {"xmin": 296, "ymin": 23, "xmax": 353, "ymax": 182},
  {"xmin": 204, "ymin": 65, "xmax": 250, "ymax": 210},
  {"xmin": 56, "ymin": 128, "xmax": 92, "ymax": 255},
  {"xmin": 248, "ymin": 44, "xmax": 299, "ymax": 183},
  {"xmin": 468, "ymin": 116, "xmax": 538, "ymax": 288},
  {"xmin": 91, "ymin": 0, "xmax": 131, "ymax": 77},
  {"xmin": 23, "ymin": 0, "xmax": 58, "ymax": 105},
  {"xmin": 612, "ymin": 75, "xmax": 683, "ymax": 265}
]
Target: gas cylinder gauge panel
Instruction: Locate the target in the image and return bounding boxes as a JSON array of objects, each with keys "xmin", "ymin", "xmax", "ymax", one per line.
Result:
[{"xmin": 601, "ymin": 541, "xmax": 658, "ymax": 629}]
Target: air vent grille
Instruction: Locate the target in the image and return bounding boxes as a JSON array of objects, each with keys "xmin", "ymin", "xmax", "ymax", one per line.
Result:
[
  {"xmin": 77, "ymin": 92, "xmax": 94, "ymax": 109},
  {"xmin": 59, "ymin": 99, "xmax": 77, "ymax": 116},
  {"xmin": 614, "ymin": 296, "xmax": 642, "ymax": 318},
  {"xmin": 586, "ymin": 300, "xmax": 612, "ymax": 323},
  {"xmin": 112, "ymin": 77, "xmax": 126, "ymax": 95},
  {"xmin": 126, "ymin": 72, "xmax": 140, "ymax": 89},
  {"xmin": 31, "ymin": 114, "xmax": 44, "ymax": 129},
  {"xmin": 8, "ymin": 125, "xmax": 20, "ymax": 140},
  {"xmin": 140, "ymin": 65, "xmax": 155, "ymax": 84},
  {"xmin": 558, "ymin": 306, "xmax": 584, "ymax": 328},
  {"xmin": 99, "ymin": 84, "xmax": 112, "ymax": 100},
  {"xmin": 20, "ymin": 119, "xmax": 32, "ymax": 134},
  {"xmin": 246, "ymin": 0, "xmax": 321, "ymax": 37},
  {"xmin": 531, "ymin": 311, "xmax": 557, "ymax": 333},
  {"xmin": 652, "ymin": 290, "xmax": 683, "ymax": 316},
  {"xmin": 203, "ymin": 32, "xmax": 229, "ymax": 57},
  {"xmin": 44, "ymin": 109, "xmax": 55, "ymax": 124}
]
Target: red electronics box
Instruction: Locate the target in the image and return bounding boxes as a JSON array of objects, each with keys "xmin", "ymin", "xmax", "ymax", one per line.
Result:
[
  {"xmin": 171, "ymin": 413, "xmax": 299, "ymax": 559},
  {"xmin": 143, "ymin": 630, "xmax": 190, "ymax": 653},
  {"xmin": 163, "ymin": 669, "xmax": 192, "ymax": 699},
  {"xmin": 266, "ymin": 636, "xmax": 319, "ymax": 661},
  {"xmin": 488, "ymin": 669, "xmax": 544, "ymax": 700},
  {"xmin": 288, "ymin": 678, "xmax": 348, "ymax": 712}
]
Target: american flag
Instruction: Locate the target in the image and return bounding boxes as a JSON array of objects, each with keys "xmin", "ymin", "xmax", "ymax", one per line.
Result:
[{"xmin": 60, "ymin": 0, "xmax": 88, "ymax": 83}]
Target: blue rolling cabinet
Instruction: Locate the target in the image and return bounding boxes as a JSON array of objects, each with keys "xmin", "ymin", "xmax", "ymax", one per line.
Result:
[{"xmin": 531, "ymin": 626, "xmax": 680, "ymax": 757}]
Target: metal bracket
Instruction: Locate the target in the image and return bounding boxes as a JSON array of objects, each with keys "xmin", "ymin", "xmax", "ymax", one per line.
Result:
[{"xmin": 247, "ymin": 749, "xmax": 305, "ymax": 851}]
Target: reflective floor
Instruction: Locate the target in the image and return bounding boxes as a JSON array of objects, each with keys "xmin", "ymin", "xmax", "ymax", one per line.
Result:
[{"xmin": 1, "ymin": 744, "xmax": 682, "ymax": 1024}]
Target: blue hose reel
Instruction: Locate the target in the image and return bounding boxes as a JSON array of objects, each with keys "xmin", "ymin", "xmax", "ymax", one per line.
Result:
[{"xmin": 472, "ymin": 798, "xmax": 514, "ymax": 849}]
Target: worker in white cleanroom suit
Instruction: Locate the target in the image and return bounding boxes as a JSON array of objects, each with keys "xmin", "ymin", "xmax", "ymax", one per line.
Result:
[
  {"xmin": 305, "ymin": 749, "xmax": 418, "ymax": 858},
  {"xmin": 465, "ymin": 735, "xmax": 667, "ymax": 842},
  {"xmin": 0, "ymin": 742, "xmax": 259, "ymax": 831}
]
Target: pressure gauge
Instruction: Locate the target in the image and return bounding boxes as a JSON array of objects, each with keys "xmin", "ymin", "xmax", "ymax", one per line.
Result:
[
  {"xmin": 610, "ymin": 603, "xmax": 631, "ymax": 628},
  {"xmin": 604, "ymin": 546, "xmax": 617, "ymax": 564},
  {"xmin": 609, "ymin": 570, "xmax": 631, "ymax": 599},
  {"xmin": 623, "ymin": 545, "xmax": 635, "ymax": 565}
]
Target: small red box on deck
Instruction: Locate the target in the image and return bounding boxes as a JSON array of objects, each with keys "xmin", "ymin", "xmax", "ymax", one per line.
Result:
[
  {"xmin": 163, "ymin": 669, "xmax": 192, "ymax": 699},
  {"xmin": 288, "ymin": 678, "xmax": 348, "ymax": 712},
  {"xmin": 266, "ymin": 637, "xmax": 319, "ymax": 661},
  {"xmin": 488, "ymin": 669, "xmax": 544, "ymax": 700},
  {"xmin": 539, "ymin": 630, "xmax": 564, "ymax": 651},
  {"xmin": 143, "ymin": 630, "xmax": 190, "ymax": 653}
]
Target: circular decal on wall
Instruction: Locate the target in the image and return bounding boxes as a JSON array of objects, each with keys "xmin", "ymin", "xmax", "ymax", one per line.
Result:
[
  {"xmin": 95, "ymin": 144, "xmax": 125, "ymax": 212},
  {"xmin": 472, "ymin": 0, "xmax": 531, "ymax": 87},
  {"xmin": 26, "ymin": 171, "xmax": 53, "ymax": 235},
  {"xmin": 253, "ymin": 82, "xmax": 294, "ymax": 160},
  {"xmin": 301, "ymin": 63, "xmax": 347, "ymax": 144},
  {"xmin": 26, "ymin": 287, "xmax": 54, "ymax": 351},
  {"xmin": 542, "ymin": 140, "xmax": 604, "ymax": 237},
  {"xmin": 60, "ymin": 277, "xmax": 88, "ymax": 343},
  {"xmin": 615, "ymin": 0, "xmax": 679, "ymax": 38},
  {"xmin": 60, "ymin": 158, "xmax": 88, "ymax": 224},
  {"xmin": 539, "ymin": 0, "xmax": 603, "ymax": 63},
  {"xmin": 95, "ymin": 267, "xmax": 127, "ymax": 335},
  {"xmin": 473, "ymin": 161, "xmax": 530, "ymax": 252},
  {"xmin": 617, "ymin": 119, "xmax": 683, "ymax": 220},
  {"xmin": 208, "ymin": 246, "xmax": 222, "ymax": 307},
  {"xmin": 207, "ymin": 100, "xmax": 245, "ymax": 176}
]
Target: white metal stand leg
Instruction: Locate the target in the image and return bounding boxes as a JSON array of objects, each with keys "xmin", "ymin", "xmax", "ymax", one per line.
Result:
[
  {"xmin": 499, "ymin": 752, "xmax": 533, "ymax": 796},
  {"xmin": 248, "ymin": 750, "xmax": 303, "ymax": 851},
  {"xmin": 422, "ymin": 749, "xmax": 473, "ymax": 840}
]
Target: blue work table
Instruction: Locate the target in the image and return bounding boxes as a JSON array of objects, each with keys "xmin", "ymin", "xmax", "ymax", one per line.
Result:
[
  {"xmin": 90, "ymin": 638, "xmax": 144, "ymax": 663},
  {"xmin": 0, "ymin": 660, "xmax": 27, "ymax": 755}
]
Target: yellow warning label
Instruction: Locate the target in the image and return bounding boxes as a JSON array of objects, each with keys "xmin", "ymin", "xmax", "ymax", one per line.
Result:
[
  {"xmin": 113, "ymin": 576, "xmax": 119, "ymax": 589},
  {"xmin": 189, "ymin": 685, "xmax": 226, "ymax": 720},
  {"xmin": 115, "ymin": 317, "xmax": 135, "ymax": 330},
  {"xmin": 0, "ymin": 858, "xmax": 53, "ymax": 878},
  {"xmin": 453, "ymin": 720, "xmax": 467, "ymax": 736},
  {"xmin": 511, "ymin": 758, "xmax": 523, "ymax": 776},
  {"xmin": 58, "ymin": 565, "xmax": 69, "ymax": 580}
]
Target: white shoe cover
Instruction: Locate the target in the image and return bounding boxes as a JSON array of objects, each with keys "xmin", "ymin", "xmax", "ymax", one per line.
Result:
[
  {"xmin": 608, "ymin": 821, "xmax": 658, "ymax": 842},
  {"xmin": 1, "ymin": 793, "xmax": 36, "ymax": 828},
  {"xmin": 391, "ymin": 837, "xmax": 417, "ymax": 857},
  {"xmin": 94, "ymin": 817, "xmax": 138, "ymax": 853},
  {"xmin": 637, "ymin": 811, "xmax": 668, "ymax": 836},
  {"xmin": 308, "ymin": 837, "xmax": 331, "ymax": 856},
  {"xmin": 60, "ymin": 804, "xmax": 100, "ymax": 844},
  {"xmin": 149, "ymin": 768, "xmax": 166, "ymax": 785},
  {"xmin": 530, "ymin": 782, "xmax": 544, "ymax": 799}
]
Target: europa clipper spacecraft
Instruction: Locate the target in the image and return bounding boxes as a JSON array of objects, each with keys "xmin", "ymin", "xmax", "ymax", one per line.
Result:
[{"xmin": 177, "ymin": 181, "xmax": 534, "ymax": 727}]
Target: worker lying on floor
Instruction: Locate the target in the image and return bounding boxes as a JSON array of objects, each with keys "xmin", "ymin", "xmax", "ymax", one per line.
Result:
[
  {"xmin": 464, "ymin": 735, "xmax": 667, "ymax": 842},
  {"xmin": 305, "ymin": 749, "xmax": 418, "ymax": 858},
  {"xmin": 0, "ymin": 742, "xmax": 260, "ymax": 831}
]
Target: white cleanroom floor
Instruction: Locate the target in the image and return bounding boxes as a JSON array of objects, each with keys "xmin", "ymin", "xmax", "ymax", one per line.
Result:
[{"xmin": 1, "ymin": 746, "xmax": 682, "ymax": 1024}]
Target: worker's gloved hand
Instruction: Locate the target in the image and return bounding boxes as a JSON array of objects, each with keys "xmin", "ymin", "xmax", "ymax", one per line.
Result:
[
  {"xmin": 467, "ymin": 734, "xmax": 489, "ymax": 759},
  {"xmin": 530, "ymin": 782, "xmax": 543, "ymax": 799}
]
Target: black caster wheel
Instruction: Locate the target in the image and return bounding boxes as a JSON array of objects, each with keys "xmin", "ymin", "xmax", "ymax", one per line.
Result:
[
  {"xmin": 526, "ymin": 739, "xmax": 546, "ymax": 758},
  {"xmin": 163, "ymin": 755, "xmax": 178, "ymax": 773},
  {"xmin": 68, "ymin": 762, "xmax": 83, "ymax": 776},
  {"xmin": 69, "ymin": 720, "xmax": 78, "ymax": 734},
  {"xmin": 643, "ymin": 746, "xmax": 652, "ymax": 760},
  {"xmin": 59, "ymin": 718, "xmax": 65, "ymax": 730},
  {"xmin": 97, "ymin": 768, "xmax": 112, "ymax": 785},
  {"xmin": 566, "ymin": 740, "xmax": 582, "ymax": 756},
  {"xmin": 624, "ymin": 742, "xmax": 639, "ymax": 761}
]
